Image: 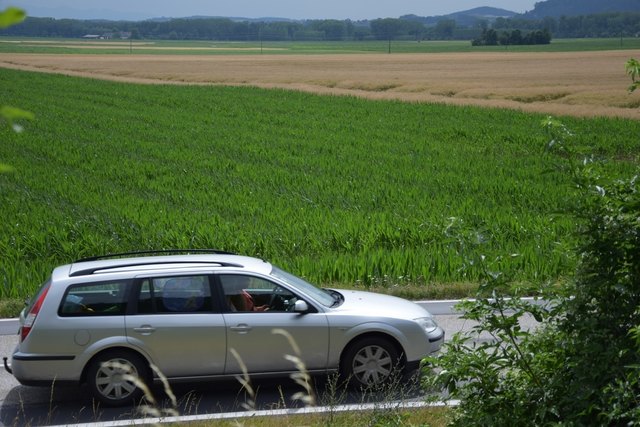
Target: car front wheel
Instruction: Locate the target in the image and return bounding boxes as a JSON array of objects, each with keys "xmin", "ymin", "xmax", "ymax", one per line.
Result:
[
  {"xmin": 86, "ymin": 350, "xmax": 149, "ymax": 406},
  {"xmin": 341, "ymin": 337, "xmax": 400, "ymax": 388}
]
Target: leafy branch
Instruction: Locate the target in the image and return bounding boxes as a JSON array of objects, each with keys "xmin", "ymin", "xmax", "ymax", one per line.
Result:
[
  {"xmin": 0, "ymin": 6, "xmax": 32, "ymax": 133},
  {"xmin": 0, "ymin": 6, "xmax": 23, "ymax": 28},
  {"xmin": 626, "ymin": 58, "xmax": 640, "ymax": 93},
  {"xmin": 1, "ymin": 6, "xmax": 32, "ymax": 174}
]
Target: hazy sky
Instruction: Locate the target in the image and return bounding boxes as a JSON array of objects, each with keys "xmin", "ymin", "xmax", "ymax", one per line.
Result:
[{"xmin": 10, "ymin": 0, "xmax": 539, "ymax": 21}]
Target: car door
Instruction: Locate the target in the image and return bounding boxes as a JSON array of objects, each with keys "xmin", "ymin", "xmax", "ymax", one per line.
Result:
[
  {"xmin": 218, "ymin": 274, "xmax": 330, "ymax": 375},
  {"xmin": 125, "ymin": 275, "xmax": 227, "ymax": 377}
]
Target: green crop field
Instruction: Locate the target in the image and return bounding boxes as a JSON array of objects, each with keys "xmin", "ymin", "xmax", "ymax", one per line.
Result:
[
  {"xmin": 1, "ymin": 67, "xmax": 639, "ymax": 301},
  {"xmin": 1, "ymin": 37, "xmax": 640, "ymax": 55}
]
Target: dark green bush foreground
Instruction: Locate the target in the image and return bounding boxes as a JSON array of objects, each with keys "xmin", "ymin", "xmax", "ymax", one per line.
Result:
[{"xmin": 424, "ymin": 118, "xmax": 640, "ymax": 425}]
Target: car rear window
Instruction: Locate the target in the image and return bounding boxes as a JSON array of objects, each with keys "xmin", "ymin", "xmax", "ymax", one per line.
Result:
[
  {"xmin": 59, "ymin": 280, "xmax": 131, "ymax": 316},
  {"xmin": 136, "ymin": 275, "xmax": 212, "ymax": 314}
]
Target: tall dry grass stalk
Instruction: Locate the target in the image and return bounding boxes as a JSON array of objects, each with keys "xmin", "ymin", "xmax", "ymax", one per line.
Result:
[
  {"xmin": 230, "ymin": 348, "xmax": 257, "ymax": 411},
  {"xmin": 272, "ymin": 328, "xmax": 317, "ymax": 407},
  {"xmin": 102, "ymin": 360, "xmax": 179, "ymax": 423}
]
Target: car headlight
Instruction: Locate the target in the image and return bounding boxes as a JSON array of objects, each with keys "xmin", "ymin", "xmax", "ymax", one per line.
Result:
[{"xmin": 415, "ymin": 317, "xmax": 439, "ymax": 333}]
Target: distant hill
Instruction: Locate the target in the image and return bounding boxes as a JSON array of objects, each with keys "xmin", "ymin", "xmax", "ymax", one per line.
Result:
[
  {"xmin": 144, "ymin": 16, "xmax": 300, "ymax": 23},
  {"xmin": 523, "ymin": 0, "xmax": 640, "ymax": 18},
  {"xmin": 401, "ymin": 7, "xmax": 518, "ymax": 27}
]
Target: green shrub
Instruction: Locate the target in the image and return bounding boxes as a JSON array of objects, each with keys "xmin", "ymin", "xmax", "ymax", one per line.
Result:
[{"xmin": 423, "ymin": 117, "xmax": 640, "ymax": 425}]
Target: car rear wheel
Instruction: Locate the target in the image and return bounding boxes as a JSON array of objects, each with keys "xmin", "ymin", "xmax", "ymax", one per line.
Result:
[
  {"xmin": 86, "ymin": 350, "xmax": 149, "ymax": 406},
  {"xmin": 341, "ymin": 337, "xmax": 400, "ymax": 388}
]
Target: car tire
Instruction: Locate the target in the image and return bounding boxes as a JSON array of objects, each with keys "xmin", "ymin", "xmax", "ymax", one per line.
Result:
[
  {"xmin": 340, "ymin": 337, "xmax": 401, "ymax": 388},
  {"xmin": 86, "ymin": 350, "xmax": 150, "ymax": 406}
]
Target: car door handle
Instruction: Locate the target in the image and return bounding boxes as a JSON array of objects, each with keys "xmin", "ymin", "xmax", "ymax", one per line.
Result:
[
  {"xmin": 230, "ymin": 324, "xmax": 252, "ymax": 334},
  {"xmin": 133, "ymin": 325, "xmax": 156, "ymax": 335}
]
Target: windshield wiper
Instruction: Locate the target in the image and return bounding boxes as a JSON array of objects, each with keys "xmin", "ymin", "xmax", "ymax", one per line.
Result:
[
  {"xmin": 321, "ymin": 288, "xmax": 344, "ymax": 307},
  {"xmin": 330, "ymin": 290, "xmax": 343, "ymax": 307}
]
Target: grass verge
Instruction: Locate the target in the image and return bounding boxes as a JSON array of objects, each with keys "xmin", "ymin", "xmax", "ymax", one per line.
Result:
[
  {"xmin": 165, "ymin": 405, "xmax": 451, "ymax": 426},
  {"xmin": 0, "ymin": 298, "xmax": 23, "ymax": 318}
]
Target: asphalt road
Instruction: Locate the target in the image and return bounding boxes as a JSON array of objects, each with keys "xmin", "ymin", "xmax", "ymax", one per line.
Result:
[{"xmin": 0, "ymin": 303, "xmax": 538, "ymax": 426}]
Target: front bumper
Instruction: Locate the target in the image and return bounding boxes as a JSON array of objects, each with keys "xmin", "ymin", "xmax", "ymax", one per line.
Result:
[{"xmin": 428, "ymin": 327, "xmax": 445, "ymax": 352}]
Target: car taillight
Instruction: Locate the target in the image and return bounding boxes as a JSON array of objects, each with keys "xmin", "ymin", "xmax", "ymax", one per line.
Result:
[{"xmin": 21, "ymin": 283, "xmax": 50, "ymax": 342}]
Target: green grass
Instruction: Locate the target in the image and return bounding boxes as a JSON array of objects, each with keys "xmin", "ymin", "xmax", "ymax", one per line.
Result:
[
  {"xmin": 1, "ymin": 37, "xmax": 640, "ymax": 55},
  {"xmin": 1, "ymin": 67, "xmax": 639, "ymax": 301},
  {"xmin": 169, "ymin": 405, "xmax": 450, "ymax": 426},
  {"xmin": 0, "ymin": 297, "xmax": 23, "ymax": 317}
]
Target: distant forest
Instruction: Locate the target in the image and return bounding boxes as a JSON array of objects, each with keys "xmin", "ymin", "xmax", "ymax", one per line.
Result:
[
  {"xmin": 1, "ymin": 11, "xmax": 639, "ymax": 42},
  {"xmin": 523, "ymin": 0, "xmax": 640, "ymax": 19}
]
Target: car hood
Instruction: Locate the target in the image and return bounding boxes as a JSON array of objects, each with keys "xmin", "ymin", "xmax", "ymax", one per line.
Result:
[{"xmin": 330, "ymin": 289, "xmax": 432, "ymax": 319}]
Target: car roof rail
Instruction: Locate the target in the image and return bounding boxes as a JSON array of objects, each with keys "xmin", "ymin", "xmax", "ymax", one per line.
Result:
[
  {"xmin": 69, "ymin": 260, "xmax": 245, "ymax": 277},
  {"xmin": 74, "ymin": 249, "xmax": 236, "ymax": 263}
]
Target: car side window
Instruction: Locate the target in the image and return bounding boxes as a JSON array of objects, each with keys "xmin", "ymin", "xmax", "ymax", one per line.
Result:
[
  {"xmin": 59, "ymin": 280, "xmax": 131, "ymax": 316},
  {"xmin": 219, "ymin": 274, "xmax": 297, "ymax": 312},
  {"xmin": 136, "ymin": 275, "xmax": 212, "ymax": 314}
]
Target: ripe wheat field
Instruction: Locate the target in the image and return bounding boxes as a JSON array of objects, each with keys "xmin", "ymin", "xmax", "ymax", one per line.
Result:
[{"xmin": 1, "ymin": 49, "xmax": 638, "ymax": 119}]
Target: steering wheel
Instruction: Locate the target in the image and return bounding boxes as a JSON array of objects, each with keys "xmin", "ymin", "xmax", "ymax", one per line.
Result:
[{"xmin": 268, "ymin": 287, "xmax": 294, "ymax": 311}]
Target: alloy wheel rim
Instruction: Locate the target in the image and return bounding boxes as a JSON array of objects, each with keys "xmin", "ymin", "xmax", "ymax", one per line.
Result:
[
  {"xmin": 95, "ymin": 358, "xmax": 139, "ymax": 400},
  {"xmin": 352, "ymin": 345, "xmax": 392, "ymax": 385}
]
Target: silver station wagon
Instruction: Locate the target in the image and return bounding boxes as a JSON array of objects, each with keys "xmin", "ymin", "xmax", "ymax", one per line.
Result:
[{"xmin": 4, "ymin": 251, "xmax": 444, "ymax": 406}]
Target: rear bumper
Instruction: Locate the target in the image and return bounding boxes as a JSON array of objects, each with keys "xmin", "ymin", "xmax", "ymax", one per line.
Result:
[
  {"xmin": 8, "ymin": 351, "xmax": 80, "ymax": 385},
  {"xmin": 12, "ymin": 354, "xmax": 75, "ymax": 361}
]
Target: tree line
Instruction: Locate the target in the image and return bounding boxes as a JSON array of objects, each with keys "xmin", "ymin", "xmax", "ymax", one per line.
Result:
[
  {"xmin": 472, "ymin": 28, "xmax": 552, "ymax": 46},
  {"xmin": 1, "ymin": 11, "xmax": 639, "ymax": 42},
  {"xmin": 494, "ymin": 12, "xmax": 640, "ymax": 38},
  {"xmin": 0, "ymin": 17, "xmax": 424, "ymax": 41}
]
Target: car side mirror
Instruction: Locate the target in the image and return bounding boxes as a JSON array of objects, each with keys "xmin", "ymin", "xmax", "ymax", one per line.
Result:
[{"xmin": 294, "ymin": 300, "xmax": 309, "ymax": 313}]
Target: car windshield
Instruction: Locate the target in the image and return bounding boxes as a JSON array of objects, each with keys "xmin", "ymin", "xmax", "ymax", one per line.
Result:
[{"xmin": 270, "ymin": 267, "xmax": 336, "ymax": 307}]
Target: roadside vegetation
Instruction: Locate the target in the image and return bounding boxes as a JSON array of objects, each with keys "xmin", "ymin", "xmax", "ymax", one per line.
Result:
[
  {"xmin": 1, "ymin": 66, "xmax": 638, "ymax": 310},
  {"xmin": 424, "ymin": 113, "xmax": 640, "ymax": 424},
  {"xmin": 164, "ymin": 406, "xmax": 450, "ymax": 426}
]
